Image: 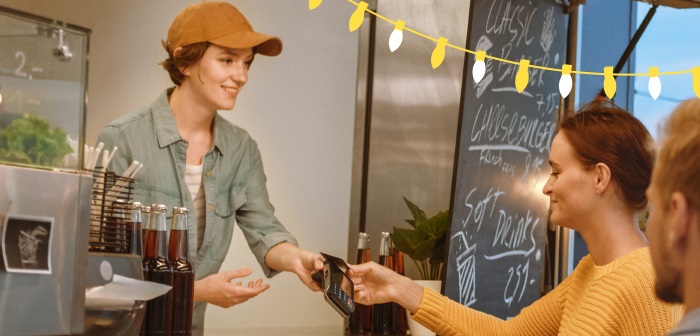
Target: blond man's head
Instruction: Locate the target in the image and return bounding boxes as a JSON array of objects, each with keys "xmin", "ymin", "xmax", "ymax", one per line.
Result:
[{"xmin": 647, "ymin": 97, "xmax": 700, "ymax": 304}]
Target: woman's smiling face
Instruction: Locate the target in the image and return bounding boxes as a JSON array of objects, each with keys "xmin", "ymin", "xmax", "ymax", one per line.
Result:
[
  {"xmin": 542, "ymin": 132, "xmax": 597, "ymax": 230},
  {"xmin": 183, "ymin": 44, "xmax": 254, "ymax": 112}
]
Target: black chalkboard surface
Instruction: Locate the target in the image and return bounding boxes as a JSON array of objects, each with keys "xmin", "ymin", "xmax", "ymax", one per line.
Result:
[{"xmin": 444, "ymin": 0, "xmax": 567, "ymax": 319}]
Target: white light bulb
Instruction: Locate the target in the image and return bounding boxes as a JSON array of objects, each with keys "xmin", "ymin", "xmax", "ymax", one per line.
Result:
[
  {"xmin": 389, "ymin": 30, "xmax": 403, "ymax": 52},
  {"xmin": 559, "ymin": 64, "xmax": 573, "ymax": 98},
  {"xmin": 648, "ymin": 67, "xmax": 661, "ymax": 100},
  {"xmin": 389, "ymin": 20, "xmax": 405, "ymax": 52},
  {"xmin": 472, "ymin": 50, "xmax": 486, "ymax": 83}
]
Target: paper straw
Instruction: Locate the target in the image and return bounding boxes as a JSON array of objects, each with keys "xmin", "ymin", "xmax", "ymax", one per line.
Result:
[
  {"xmin": 105, "ymin": 146, "xmax": 118, "ymax": 168},
  {"xmin": 129, "ymin": 164, "xmax": 144, "ymax": 179},
  {"xmin": 122, "ymin": 160, "xmax": 140, "ymax": 178}
]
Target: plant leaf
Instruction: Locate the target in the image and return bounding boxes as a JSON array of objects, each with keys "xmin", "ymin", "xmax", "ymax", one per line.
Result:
[
  {"xmin": 413, "ymin": 237, "xmax": 438, "ymax": 261},
  {"xmin": 392, "ymin": 227, "xmax": 426, "ymax": 260},
  {"xmin": 416, "ymin": 210, "xmax": 449, "ymax": 239},
  {"xmin": 430, "ymin": 233, "xmax": 447, "ymax": 266},
  {"xmin": 403, "ymin": 196, "xmax": 427, "ymax": 228}
]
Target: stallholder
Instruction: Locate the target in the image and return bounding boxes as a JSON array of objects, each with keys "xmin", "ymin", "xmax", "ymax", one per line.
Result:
[{"xmin": 312, "ymin": 252, "xmax": 355, "ymax": 318}]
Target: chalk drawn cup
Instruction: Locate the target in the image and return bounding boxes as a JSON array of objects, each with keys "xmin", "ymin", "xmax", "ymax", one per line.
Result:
[{"xmin": 407, "ymin": 280, "xmax": 442, "ymax": 336}]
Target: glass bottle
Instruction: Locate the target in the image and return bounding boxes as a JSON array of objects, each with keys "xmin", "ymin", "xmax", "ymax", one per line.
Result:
[
  {"xmin": 140, "ymin": 205, "xmax": 151, "ymax": 260},
  {"xmin": 143, "ymin": 204, "xmax": 173, "ymax": 335},
  {"xmin": 139, "ymin": 204, "xmax": 153, "ymax": 336},
  {"xmin": 348, "ymin": 232, "xmax": 372, "ymax": 335},
  {"xmin": 126, "ymin": 201, "xmax": 143, "ymax": 259},
  {"xmin": 168, "ymin": 207, "xmax": 195, "ymax": 335},
  {"xmin": 391, "ymin": 241, "xmax": 407, "ymax": 335},
  {"xmin": 372, "ymin": 232, "xmax": 393, "ymax": 335}
]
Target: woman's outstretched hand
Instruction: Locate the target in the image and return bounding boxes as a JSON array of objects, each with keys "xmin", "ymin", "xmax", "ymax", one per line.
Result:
[
  {"xmin": 347, "ymin": 261, "xmax": 424, "ymax": 314},
  {"xmin": 194, "ymin": 268, "xmax": 270, "ymax": 308}
]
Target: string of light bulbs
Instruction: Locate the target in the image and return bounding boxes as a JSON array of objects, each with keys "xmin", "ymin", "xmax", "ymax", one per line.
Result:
[{"xmin": 309, "ymin": 0, "xmax": 700, "ymax": 100}]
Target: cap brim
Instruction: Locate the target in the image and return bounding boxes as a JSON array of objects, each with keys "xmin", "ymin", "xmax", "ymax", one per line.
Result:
[{"xmin": 210, "ymin": 31, "xmax": 282, "ymax": 56}]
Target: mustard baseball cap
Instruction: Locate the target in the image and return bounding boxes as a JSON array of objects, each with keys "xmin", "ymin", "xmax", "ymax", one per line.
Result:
[{"xmin": 166, "ymin": 1, "xmax": 282, "ymax": 56}]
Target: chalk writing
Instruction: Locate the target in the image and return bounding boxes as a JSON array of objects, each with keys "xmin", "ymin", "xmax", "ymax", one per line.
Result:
[
  {"xmin": 470, "ymin": 104, "xmax": 556, "ymax": 154},
  {"xmin": 461, "ymin": 187, "xmax": 505, "ymax": 232},
  {"xmin": 485, "ymin": 0, "xmax": 537, "ymax": 48},
  {"xmin": 540, "ymin": 7, "xmax": 556, "ymax": 53},
  {"xmin": 502, "ymin": 161, "xmax": 516, "ymax": 176},
  {"xmin": 535, "ymin": 92, "xmax": 560, "ymax": 117},
  {"xmin": 522, "ymin": 153, "xmax": 546, "ymax": 186},
  {"xmin": 487, "ymin": 210, "xmax": 539, "ymax": 259},
  {"xmin": 503, "ymin": 260, "xmax": 530, "ymax": 307},
  {"xmin": 478, "ymin": 148, "xmax": 503, "ymax": 167}
]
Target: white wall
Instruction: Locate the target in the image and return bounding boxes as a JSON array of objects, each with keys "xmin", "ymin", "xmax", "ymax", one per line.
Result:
[{"xmin": 2, "ymin": 0, "xmax": 358, "ymax": 331}]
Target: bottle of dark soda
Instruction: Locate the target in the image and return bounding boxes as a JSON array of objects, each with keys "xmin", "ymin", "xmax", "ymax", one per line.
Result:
[
  {"xmin": 168, "ymin": 207, "xmax": 195, "ymax": 335},
  {"xmin": 139, "ymin": 204, "xmax": 153, "ymax": 336},
  {"xmin": 140, "ymin": 204, "xmax": 151, "ymax": 260},
  {"xmin": 126, "ymin": 201, "xmax": 143, "ymax": 259},
  {"xmin": 391, "ymin": 240, "xmax": 407, "ymax": 335},
  {"xmin": 144, "ymin": 204, "xmax": 173, "ymax": 335},
  {"xmin": 372, "ymin": 232, "xmax": 393, "ymax": 335},
  {"xmin": 348, "ymin": 232, "xmax": 372, "ymax": 335}
]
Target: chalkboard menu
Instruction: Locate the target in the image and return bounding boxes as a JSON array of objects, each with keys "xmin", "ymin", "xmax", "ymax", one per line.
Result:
[{"xmin": 444, "ymin": 0, "xmax": 567, "ymax": 319}]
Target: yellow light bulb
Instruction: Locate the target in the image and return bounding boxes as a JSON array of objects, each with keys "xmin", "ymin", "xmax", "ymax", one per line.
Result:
[
  {"xmin": 559, "ymin": 64, "xmax": 573, "ymax": 98},
  {"xmin": 648, "ymin": 67, "xmax": 661, "ymax": 100},
  {"xmin": 472, "ymin": 50, "xmax": 486, "ymax": 83},
  {"xmin": 349, "ymin": 1, "xmax": 369, "ymax": 32},
  {"xmin": 431, "ymin": 37, "xmax": 448, "ymax": 69},
  {"xmin": 603, "ymin": 66, "xmax": 616, "ymax": 99},
  {"xmin": 515, "ymin": 59, "xmax": 530, "ymax": 93},
  {"xmin": 388, "ymin": 20, "xmax": 405, "ymax": 52},
  {"xmin": 693, "ymin": 67, "xmax": 700, "ymax": 98},
  {"xmin": 309, "ymin": 0, "xmax": 322, "ymax": 10}
]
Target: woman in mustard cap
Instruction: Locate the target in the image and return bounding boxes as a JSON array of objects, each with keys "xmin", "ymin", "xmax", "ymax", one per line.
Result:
[
  {"xmin": 347, "ymin": 102, "xmax": 683, "ymax": 335},
  {"xmin": 97, "ymin": 2, "xmax": 324, "ymax": 334}
]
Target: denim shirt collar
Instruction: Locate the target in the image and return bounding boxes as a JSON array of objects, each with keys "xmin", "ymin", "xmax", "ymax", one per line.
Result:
[{"xmin": 152, "ymin": 88, "xmax": 224, "ymax": 155}]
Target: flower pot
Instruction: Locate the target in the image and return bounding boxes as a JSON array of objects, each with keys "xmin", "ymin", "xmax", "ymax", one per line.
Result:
[{"xmin": 406, "ymin": 280, "xmax": 441, "ymax": 336}]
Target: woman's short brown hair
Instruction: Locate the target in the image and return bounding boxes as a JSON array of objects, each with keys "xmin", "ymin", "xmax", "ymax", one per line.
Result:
[
  {"xmin": 560, "ymin": 101, "xmax": 653, "ymax": 211},
  {"xmin": 160, "ymin": 42, "xmax": 210, "ymax": 85}
]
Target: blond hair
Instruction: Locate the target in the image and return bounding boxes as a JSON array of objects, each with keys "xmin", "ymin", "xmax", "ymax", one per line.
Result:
[{"xmin": 652, "ymin": 98, "xmax": 700, "ymax": 209}]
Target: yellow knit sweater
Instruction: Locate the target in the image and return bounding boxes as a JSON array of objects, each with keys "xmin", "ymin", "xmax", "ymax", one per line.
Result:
[{"xmin": 412, "ymin": 247, "xmax": 683, "ymax": 335}]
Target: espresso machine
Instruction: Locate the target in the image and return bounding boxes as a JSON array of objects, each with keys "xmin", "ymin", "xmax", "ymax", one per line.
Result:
[{"xmin": 0, "ymin": 5, "xmax": 145, "ymax": 335}]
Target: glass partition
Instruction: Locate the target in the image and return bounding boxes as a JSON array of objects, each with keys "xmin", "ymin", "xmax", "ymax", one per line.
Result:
[{"xmin": 0, "ymin": 5, "xmax": 90, "ymax": 171}]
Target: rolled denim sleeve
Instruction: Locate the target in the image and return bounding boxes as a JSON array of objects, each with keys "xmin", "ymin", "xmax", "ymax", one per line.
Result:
[{"xmin": 233, "ymin": 137, "xmax": 298, "ymax": 277}]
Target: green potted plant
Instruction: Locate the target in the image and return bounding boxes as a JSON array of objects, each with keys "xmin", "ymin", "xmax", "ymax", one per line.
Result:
[{"xmin": 391, "ymin": 196, "xmax": 449, "ymax": 281}]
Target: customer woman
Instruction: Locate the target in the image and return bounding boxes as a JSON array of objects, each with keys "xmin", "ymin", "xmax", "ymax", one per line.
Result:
[
  {"xmin": 96, "ymin": 2, "xmax": 323, "ymax": 334},
  {"xmin": 348, "ymin": 101, "xmax": 683, "ymax": 335}
]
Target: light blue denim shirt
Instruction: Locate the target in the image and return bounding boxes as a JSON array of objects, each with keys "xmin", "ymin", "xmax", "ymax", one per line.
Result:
[
  {"xmin": 96, "ymin": 88, "xmax": 298, "ymax": 333},
  {"xmin": 668, "ymin": 308, "xmax": 700, "ymax": 336}
]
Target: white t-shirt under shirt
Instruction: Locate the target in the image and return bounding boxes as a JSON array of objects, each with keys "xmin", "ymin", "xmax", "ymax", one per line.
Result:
[{"xmin": 185, "ymin": 163, "xmax": 206, "ymax": 252}]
